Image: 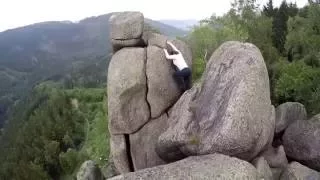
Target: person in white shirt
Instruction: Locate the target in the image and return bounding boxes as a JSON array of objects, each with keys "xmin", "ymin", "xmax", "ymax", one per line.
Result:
[{"xmin": 163, "ymin": 41, "xmax": 191, "ymax": 92}]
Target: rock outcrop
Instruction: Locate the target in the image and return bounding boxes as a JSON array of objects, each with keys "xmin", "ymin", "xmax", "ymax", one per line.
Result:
[
  {"xmin": 77, "ymin": 160, "xmax": 104, "ymax": 180},
  {"xmin": 280, "ymin": 162, "xmax": 320, "ymax": 180},
  {"xmin": 108, "ymin": 154, "xmax": 259, "ymax": 180},
  {"xmin": 108, "ymin": 11, "xmax": 192, "ymax": 174},
  {"xmin": 157, "ymin": 41, "xmax": 275, "ymax": 162},
  {"xmin": 106, "ymin": 11, "xmax": 320, "ymax": 179},
  {"xmin": 283, "ymin": 116, "xmax": 320, "ymax": 171}
]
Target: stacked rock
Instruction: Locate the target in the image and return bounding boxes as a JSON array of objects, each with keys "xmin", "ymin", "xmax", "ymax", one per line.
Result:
[
  {"xmin": 107, "ymin": 11, "xmax": 192, "ymax": 173},
  {"xmin": 106, "ymin": 11, "xmax": 320, "ymax": 180}
]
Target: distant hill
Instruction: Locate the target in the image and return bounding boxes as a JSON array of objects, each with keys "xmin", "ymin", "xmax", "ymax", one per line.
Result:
[
  {"xmin": 159, "ymin": 19, "xmax": 199, "ymax": 31},
  {"xmin": 0, "ymin": 13, "xmax": 186, "ymax": 127}
]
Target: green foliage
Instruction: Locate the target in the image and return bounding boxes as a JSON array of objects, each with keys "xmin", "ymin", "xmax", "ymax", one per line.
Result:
[
  {"xmin": 187, "ymin": 0, "xmax": 320, "ymax": 116},
  {"xmin": 192, "ymin": 58, "xmax": 206, "ymax": 82},
  {"xmin": 275, "ymin": 61, "xmax": 320, "ymax": 115},
  {"xmin": 0, "ymin": 87, "xmax": 108, "ymax": 179}
]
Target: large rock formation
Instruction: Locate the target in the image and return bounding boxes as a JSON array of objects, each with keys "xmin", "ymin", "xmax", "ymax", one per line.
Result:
[
  {"xmin": 283, "ymin": 116, "xmax": 320, "ymax": 171},
  {"xmin": 108, "ymin": 12, "xmax": 193, "ymax": 174},
  {"xmin": 105, "ymin": 11, "xmax": 320, "ymax": 179},
  {"xmin": 157, "ymin": 41, "xmax": 275, "ymax": 162},
  {"xmin": 108, "ymin": 154, "xmax": 259, "ymax": 180}
]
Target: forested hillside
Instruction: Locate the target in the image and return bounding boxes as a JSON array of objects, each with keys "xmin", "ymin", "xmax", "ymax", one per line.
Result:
[{"xmin": 0, "ymin": 14, "xmax": 186, "ymax": 127}]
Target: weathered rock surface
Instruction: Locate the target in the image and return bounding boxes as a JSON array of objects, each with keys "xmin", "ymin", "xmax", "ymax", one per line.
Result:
[
  {"xmin": 108, "ymin": 48, "xmax": 150, "ymax": 134},
  {"xmin": 252, "ymin": 157, "xmax": 273, "ymax": 180},
  {"xmin": 110, "ymin": 135, "xmax": 131, "ymax": 173},
  {"xmin": 109, "ymin": 12, "xmax": 144, "ymax": 48},
  {"xmin": 275, "ymin": 102, "xmax": 307, "ymax": 134},
  {"xmin": 157, "ymin": 41, "xmax": 275, "ymax": 162},
  {"xmin": 108, "ymin": 154, "xmax": 259, "ymax": 180},
  {"xmin": 280, "ymin": 162, "xmax": 320, "ymax": 180},
  {"xmin": 261, "ymin": 145, "xmax": 288, "ymax": 168},
  {"xmin": 77, "ymin": 160, "xmax": 104, "ymax": 180},
  {"xmin": 130, "ymin": 114, "xmax": 168, "ymax": 170},
  {"xmin": 146, "ymin": 46, "xmax": 181, "ymax": 118},
  {"xmin": 147, "ymin": 33, "xmax": 168, "ymax": 48},
  {"xmin": 283, "ymin": 117, "xmax": 320, "ymax": 171}
]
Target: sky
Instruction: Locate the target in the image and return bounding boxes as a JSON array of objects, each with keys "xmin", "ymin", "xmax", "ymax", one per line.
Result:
[{"xmin": 0, "ymin": 0, "xmax": 309, "ymax": 32}]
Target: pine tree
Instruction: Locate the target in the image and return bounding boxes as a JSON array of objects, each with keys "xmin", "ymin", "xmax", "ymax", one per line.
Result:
[
  {"xmin": 263, "ymin": 0, "xmax": 275, "ymax": 17},
  {"xmin": 272, "ymin": 0, "xmax": 289, "ymax": 54}
]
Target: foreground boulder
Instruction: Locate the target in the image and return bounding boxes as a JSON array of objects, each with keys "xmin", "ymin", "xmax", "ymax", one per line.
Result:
[
  {"xmin": 77, "ymin": 160, "xmax": 104, "ymax": 180},
  {"xmin": 108, "ymin": 154, "xmax": 258, "ymax": 180},
  {"xmin": 283, "ymin": 117, "xmax": 320, "ymax": 171},
  {"xmin": 109, "ymin": 12, "xmax": 144, "ymax": 49},
  {"xmin": 157, "ymin": 41, "xmax": 275, "ymax": 162},
  {"xmin": 107, "ymin": 48, "xmax": 150, "ymax": 134},
  {"xmin": 280, "ymin": 162, "xmax": 320, "ymax": 180},
  {"xmin": 275, "ymin": 102, "xmax": 307, "ymax": 134}
]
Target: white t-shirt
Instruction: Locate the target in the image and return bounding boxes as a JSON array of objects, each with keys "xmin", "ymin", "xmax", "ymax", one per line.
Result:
[{"xmin": 163, "ymin": 42, "xmax": 189, "ymax": 70}]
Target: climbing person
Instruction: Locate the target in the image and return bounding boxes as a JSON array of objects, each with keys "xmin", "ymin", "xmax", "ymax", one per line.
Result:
[{"xmin": 163, "ymin": 41, "xmax": 191, "ymax": 92}]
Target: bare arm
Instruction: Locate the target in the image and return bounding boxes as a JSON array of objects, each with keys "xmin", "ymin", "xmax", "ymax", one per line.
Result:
[
  {"xmin": 167, "ymin": 41, "xmax": 180, "ymax": 53},
  {"xmin": 163, "ymin": 49, "xmax": 175, "ymax": 60}
]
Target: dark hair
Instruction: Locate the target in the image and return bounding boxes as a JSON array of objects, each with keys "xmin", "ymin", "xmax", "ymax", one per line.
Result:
[{"xmin": 172, "ymin": 49, "xmax": 179, "ymax": 55}]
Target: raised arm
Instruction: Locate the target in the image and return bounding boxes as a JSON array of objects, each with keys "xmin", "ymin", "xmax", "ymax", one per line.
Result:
[
  {"xmin": 163, "ymin": 49, "xmax": 175, "ymax": 60},
  {"xmin": 167, "ymin": 41, "xmax": 180, "ymax": 53}
]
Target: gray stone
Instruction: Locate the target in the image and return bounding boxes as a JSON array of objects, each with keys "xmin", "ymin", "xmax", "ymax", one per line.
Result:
[
  {"xmin": 108, "ymin": 154, "xmax": 259, "ymax": 180},
  {"xmin": 77, "ymin": 160, "xmax": 104, "ymax": 180},
  {"xmin": 275, "ymin": 102, "xmax": 307, "ymax": 134},
  {"xmin": 252, "ymin": 157, "xmax": 273, "ymax": 180},
  {"xmin": 261, "ymin": 145, "xmax": 288, "ymax": 168},
  {"xmin": 283, "ymin": 118, "xmax": 320, "ymax": 171},
  {"xmin": 146, "ymin": 46, "xmax": 181, "ymax": 118},
  {"xmin": 148, "ymin": 33, "xmax": 168, "ymax": 48},
  {"xmin": 107, "ymin": 48, "xmax": 150, "ymax": 134},
  {"xmin": 157, "ymin": 41, "xmax": 275, "ymax": 162},
  {"xmin": 110, "ymin": 135, "xmax": 131, "ymax": 174},
  {"xmin": 110, "ymin": 12, "xmax": 144, "ymax": 40},
  {"xmin": 280, "ymin": 162, "xmax": 320, "ymax": 180},
  {"xmin": 130, "ymin": 114, "xmax": 168, "ymax": 171}
]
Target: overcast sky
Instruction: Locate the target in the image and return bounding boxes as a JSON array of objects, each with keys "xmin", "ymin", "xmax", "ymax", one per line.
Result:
[{"xmin": 0, "ymin": 0, "xmax": 308, "ymax": 32}]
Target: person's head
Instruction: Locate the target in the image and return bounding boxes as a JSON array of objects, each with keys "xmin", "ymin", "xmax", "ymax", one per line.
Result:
[{"xmin": 172, "ymin": 49, "xmax": 179, "ymax": 55}]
